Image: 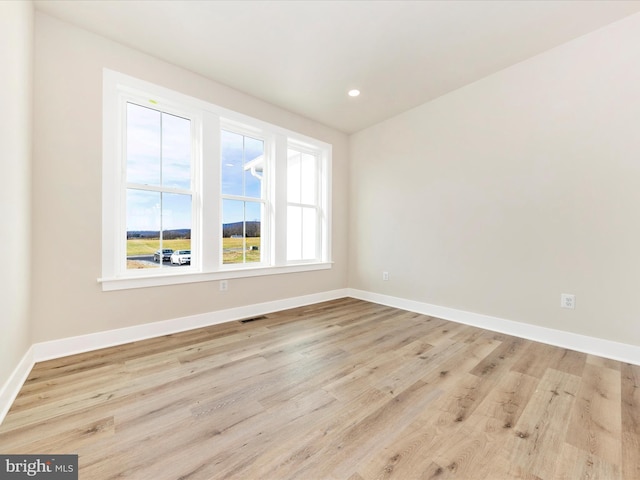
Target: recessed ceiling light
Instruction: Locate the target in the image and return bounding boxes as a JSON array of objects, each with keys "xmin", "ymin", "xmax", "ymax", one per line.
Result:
[{"xmin": 348, "ymin": 89, "xmax": 360, "ymax": 97}]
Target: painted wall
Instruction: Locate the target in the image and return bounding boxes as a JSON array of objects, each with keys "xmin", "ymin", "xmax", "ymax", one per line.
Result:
[
  {"xmin": 31, "ymin": 13, "xmax": 349, "ymax": 343},
  {"xmin": 0, "ymin": 2, "xmax": 33, "ymax": 386},
  {"xmin": 349, "ymin": 13, "xmax": 640, "ymax": 346}
]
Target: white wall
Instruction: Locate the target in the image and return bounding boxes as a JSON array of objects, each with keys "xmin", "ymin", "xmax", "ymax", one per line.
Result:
[
  {"xmin": 349, "ymin": 13, "xmax": 640, "ymax": 346},
  {"xmin": 31, "ymin": 13, "xmax": 349, "ymax": 343},
  {"xmin": 0, "ymin": 2, "xmax": 33, "ymax": 393}
]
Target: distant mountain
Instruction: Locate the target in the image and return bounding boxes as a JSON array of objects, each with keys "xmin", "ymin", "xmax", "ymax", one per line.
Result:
[
  {"xmin": 127, "ymin": 222, "xmax": 260, "ymax": 239},
  {"xmin": 127, "ymin": 229, "xmax": 191, "ymax": 239},
  {"xmin": 223, "ymin": 221, "xmax": 260, "ymax": 238}
]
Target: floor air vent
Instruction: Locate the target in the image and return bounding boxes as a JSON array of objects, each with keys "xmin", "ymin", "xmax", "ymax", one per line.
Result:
[{"xmin": 240, "ymin": 315, "xmax": 267, "ymax": 324}]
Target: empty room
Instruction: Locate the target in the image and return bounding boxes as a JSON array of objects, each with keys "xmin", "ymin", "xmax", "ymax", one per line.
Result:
[{"xmin": 2, "ymin": 1, "xmax": 640, "ymax": 478}]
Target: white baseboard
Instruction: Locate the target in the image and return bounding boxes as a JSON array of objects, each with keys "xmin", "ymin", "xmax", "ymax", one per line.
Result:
[
  {"xmin": 0, "ymin": 288, "xmax": 348, "ymax": 426},
  {"xmin": 348, "ymin": 288, "xmax": 640, "ymax": 366},
  {"xmin": 0, "ymin": 346, "xmax": 34, "ymax": 426}
]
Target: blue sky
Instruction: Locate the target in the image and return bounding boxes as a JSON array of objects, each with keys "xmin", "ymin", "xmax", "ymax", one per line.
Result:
[
  {"xmin": 221, "ymin": 129, "xmax": 263, "ymax": 225},
  {"xmin": 126, "ymin": 103, "xmax": 264, "ymax": 231}
]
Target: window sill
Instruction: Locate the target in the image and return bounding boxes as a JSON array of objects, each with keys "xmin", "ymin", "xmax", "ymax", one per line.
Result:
[{"xmin": 98, "ymin": 262, "xmax": 333, "ymax": 291}]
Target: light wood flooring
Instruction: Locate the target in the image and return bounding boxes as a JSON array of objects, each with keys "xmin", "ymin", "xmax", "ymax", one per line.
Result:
[{"xmin": 1, "ymin": 298, "xmax": 639, "ymax": 479}]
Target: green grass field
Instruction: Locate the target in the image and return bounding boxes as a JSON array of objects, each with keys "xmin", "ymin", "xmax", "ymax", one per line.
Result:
[
  {"xmin": 126, "ymin": 237, "xmax": 261, "ymax": 264},
  {"xmin": 222, "ymin": 237, "xmax": 261, "ymax": 264},
  {"xmin": 126, "ymin": 238, "xmax": 191, "ymax": 256}
]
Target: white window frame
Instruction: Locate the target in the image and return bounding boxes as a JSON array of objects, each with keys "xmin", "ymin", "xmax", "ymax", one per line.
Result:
[{"xmin": 101, "ymin": 69, "xmax": 332, "ymax": 291}]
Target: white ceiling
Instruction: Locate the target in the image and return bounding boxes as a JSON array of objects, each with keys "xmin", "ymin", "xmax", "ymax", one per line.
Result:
[{"xmin": 34, "ymin": 0, "xmax": 640, "ymax": 134}]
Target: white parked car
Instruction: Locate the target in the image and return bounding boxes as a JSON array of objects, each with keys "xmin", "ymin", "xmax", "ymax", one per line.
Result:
[{"xmin": 170, "ymin": 250, "xmax": 191, "ymax": 265}]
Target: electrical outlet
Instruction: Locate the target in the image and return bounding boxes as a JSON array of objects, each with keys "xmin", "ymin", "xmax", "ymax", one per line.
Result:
[
  {"xmin": 560, "ymin": 293, "xmax": 575, "ymax": 309},
  {"xmin": 220, "ymin": 280, "xmax": 228, "ymax": 292},
  {"xmin": 382, "ymin": 271, "xmax": 389, "ymax": 281}
]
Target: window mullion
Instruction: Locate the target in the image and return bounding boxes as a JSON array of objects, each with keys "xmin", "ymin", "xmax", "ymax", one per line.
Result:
[
  {"xmin": 273, "ymin": 134, "xmax": 288, "ymax": 266},
  {"xmin": 201, "ymin": 111, "xmax": 220, "ymax": 271}
]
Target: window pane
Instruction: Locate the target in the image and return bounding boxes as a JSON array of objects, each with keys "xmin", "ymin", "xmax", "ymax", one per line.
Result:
[
  {"xmin": 287, "ymin": 205, "xmax": 302, "ymax": 261},
  {"xmin": 222, "ymin": 130, "xmax": 264, "ymax": 198},
  {"xmin": 245, "ymin": 201, "xmax": 261, "ymax": 264},
  {"xmin": 222, "ymin": 199, "xmax": 244, "ymax": 264},
  {"xmin": 300, "ymin": 153, "xmax": 317, "ymax": 205},
  {"xmin": 126, "ymin": 189, "xmax": 161, "ymax": 270},
  {"xmin": 222, "ymin": 199, "xmax": 262, "ymax": 264},
  {"xmin": 127, "ymin": 103, "xmax": 161, "ymax": 186},
  {"xmin": 287, "ymin": 205, "xmax": 317, "ymax": 261},
  {"xmin": 126, "ymin": 190, "xmax": 192, "ymax": 269},
  {"xmin": 163, "ymin": 193, "xmax": 192, "ymax": 267},
  {"xmin": 287, "ymin": 150, "xmax": 301, "ymax": 203},
  {"xmin": 221, "ymin": 130, "xmax": 244, "ymax": 196},
  {"xmin": 127, "ymin": 104, "xmax": 191, "ymax": 190},
  {"xmin": 162, "ymin": 193, "xmax": 191, "ymax": 232},
  {"xmin": 162, "ymin": 113, "xmax": 191, "ymax": 189},
  {"xmin": 302, "ymin": 207, "xmax": 316, "ymax": 259},
  {"xmin": 244, "ymin": 136, "xmax": 264, "ymax": 199}
]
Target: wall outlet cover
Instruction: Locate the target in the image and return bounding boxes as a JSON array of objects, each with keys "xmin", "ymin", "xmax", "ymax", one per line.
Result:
[{"xmin": 561, "ymin": 293, "xmax": 575, "ymax": 309}]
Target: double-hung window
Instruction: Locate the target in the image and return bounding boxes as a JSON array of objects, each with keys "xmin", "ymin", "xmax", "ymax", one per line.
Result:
[{"xmin": 102, "ymin": 70, "xmax": 331, "ymax": 290}]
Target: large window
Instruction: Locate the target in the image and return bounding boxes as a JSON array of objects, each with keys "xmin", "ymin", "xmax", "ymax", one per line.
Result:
[{"xmin": 102, "ymin": 70, "xmax": 331, "ymax": 290}]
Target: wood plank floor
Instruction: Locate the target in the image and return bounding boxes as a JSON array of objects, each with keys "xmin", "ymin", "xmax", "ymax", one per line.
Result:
[{"xmin": 1, "ymin": 298, "xmax": 639, "ymax": 479}]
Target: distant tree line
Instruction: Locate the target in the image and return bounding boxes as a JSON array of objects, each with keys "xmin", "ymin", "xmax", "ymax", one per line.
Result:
[
  {"xmin": 127, "ymin": 222, "xmax": 260, "ymax": 239},
  {"xmin": 223, "ymin": 221, "xmax": 260, "ymax": 238},
  {"xmin": 127, "ymin": 229, "xmax": 191, "ymax": 239},
  {"xmin": 164, "ymin": 230, "xmax": 191, "ymax": 240}
]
